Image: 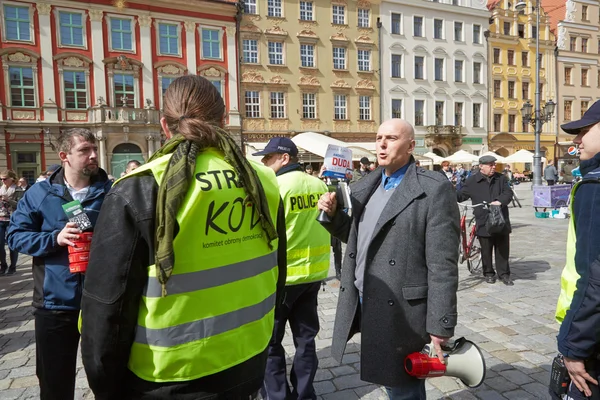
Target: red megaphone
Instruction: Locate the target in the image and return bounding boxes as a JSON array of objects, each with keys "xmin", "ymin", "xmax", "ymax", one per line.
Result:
[{"xmin": 405, "ymin": 352, "xmax": 447, "ymax": 378}]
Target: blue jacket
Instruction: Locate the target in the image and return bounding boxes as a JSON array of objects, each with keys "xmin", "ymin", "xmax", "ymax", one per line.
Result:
[
  {"xmin": 7, "ymin": 167, "xmax": 111, "ymax": 311},
  {"xmin": 557, "ymin": 152, "xmax": 600, "ymax": 359}
]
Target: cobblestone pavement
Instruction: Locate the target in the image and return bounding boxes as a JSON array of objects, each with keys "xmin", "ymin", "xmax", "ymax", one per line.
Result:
[{"xmin": 0, "ymin": 183, "xmax": 567, "ymax": 399}]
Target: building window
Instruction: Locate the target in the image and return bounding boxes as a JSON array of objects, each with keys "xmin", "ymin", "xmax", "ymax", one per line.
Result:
[
  {"xmin": 454, "ymin": 60, "xmax": 463, "ymax": 82},
  {"xmin": 454, "ymin": 22, "xmax": 463, "ymax": 41},
  {"xmin": 201, "ymin": 29, "xmax": 221, "ymax": 59},
  {"xmin": 415, "ymin": 56, "xmax": 424, "ymax": 79},
  {"xmin": 334, "ymin": 94, "xmax": 347, "ymax": 120},
  {"xmin": 508, "ymin": 81, "xmax": 515, "ymax": 98},
  {"xmin": 300, "ymin": 44, "xmax": 315, "ymax": 67},
  {"xmin": 539, "ymin": 53, "xmax": 543, "ymax": 65},
  {"xmin": 435, "ymin": 101, "xmax": 444, "ymax": 125},
  {"xmin": 9, "ymin": 67, "xmax": 35, "ymax": 107},
  {"xmin": 582, "ymin": 69, "xmax": 589, "ymax": 86},
  {"xmin": 391, "ymin": 13, "xmax": 401, "ymax": 34},
  {"xmin": 392, "ymin": 99, "xmax": 402, "ymax": 118},
  {"xmin": 415, "ymin": 100, "xmax": 424, "ymax": 126},
  {"xmin": 434, "ymin": 58, "xmax": 444, "ymax": 81},
  {"xmin": 518, "ymin": 24, "xmax": 525, "ymax": 38},
  {"xmin": 358, "ymin": 49, "xmax": 371, "ymax": 71},
  {"xmin": 243, "ymin": 39, "xmax": 258, "ymax": 63},
  {"xmin": 159, "ymin": 23, "xmax": 180, "ymax": 56},
  {"xmin": 244, "ymin": 0, "xmax": 257, "ymax": 14},
  {"xmin": 454, "ymin": 102, "xmax": 463, "ymax": 126},
  {"xmin": 268, "ymin": 41, "xmax": 284, "ymax": 65},
  {"xmin": 570, "ymin": 37, "xmax": 577, "ymax": 51},
  {"xmin": 473, "ymin": 62, "xmax": 481, "ymax": 84},
  {"xmin": 3, "ymin": 4, "xmax": 31, "ymax": 42},
  {"xmin": 503, "ymin": 22, "xmax": 511, "ymax": 35},
  {"xmin": 58, "ymin": 12, "xmax": 84, "ymax": 47},
  {"xmin": 493, "ymin": 48, "xmax": 500, "ymax": 64},
  {"xmin": 564, "ymin": 100, "xmax": 572, "ymax": 121},
  {"xmin": 113, "ymin": 73, "xmax": 135, "ymax": 107},
  {"xmin": 522, "ymin": 118, "xmax": 529, "ymax": 133},
  {"xmin": 434, "ymin": 19, "xmax": 443, "ymax": 39},
  {"xmin": 210, "ymin": 80, "xmax": 222, "ymax": 96},
  {"xmin": 333, "ymin": 47, "xmax": 346, "ymax": 70},
  {"xmin": 581, "ymin": 38, "xmax": 588, "ymax": 53},
  {"xmin": 268, "ymin": 0, "xmax": 282, "ymax": 17},
  {"xmin": 332, "ymin": 5, "xmax": 345, "ymax": 25},
  {"xmin": 358, "ymin": 9, "xmax": 370, "ymax": 28},
  {"xmin": 564, "ymin": 67, "xmax": 572, "ymax": 85},
  {"xmin": 582, "ymin": 5, "xmax": 588, "ymax": 20},
  {"xmin": 270, "ymin": 92, "xmax": 285, "ymax": 119},
  {"xmin": 493, "ymin": 114, "xmax": 501, "ymax": 131},
  {"xmin": 452, "ymin": 0, "xmax": 459, "ymax": 5},
  {"xmin": 493, "ymin": 80, "xmax": 501, "ymax": 98},
  {"xmin": 522, "ymin": 81, "xmax": 529, "ymax": 99},
  {"xmin": 581, "ymin": 100, "xmax": 589, "ymax": 118},
  {"xmin": 414, "ymin": 16, "xmax": 423, "ymax": 37},
  {"xmin": 473, "ymin": 103, "xmax": 481, "ymax": 128},
  {"xmin": 507, "ymin": 50, "xmax": 515, "ymax": 65},
  {"xmin": 161, "ymin": 76, "xmax": 177, "ymax": 96},
  {"xmin": 473, "ymin": 24, "xmax": 481, "ymax": 44},
  {"xmin": 63, "ymin": 71, "xmax": 87, "ymax": 109},
  {"xmin": 110, "ymin": 17, "xmax": 133, "ymax": 51},
  {"xmin": 391, "ymin": 54, "xmax": 402, "ymax": 78},
  {"xmin": 245, "ymin": 91, "xmax": 260, "ymax": 118},
  {"xmin": 522, "ymin": 52, "xmax": 528, "ymax": 66},
  {"xmin": 359, "ymin": 96, "xmax": 371, "ymax": 120},
  {"xmin": 598, "ymin": 39, "xmax": 600, "ymax": 54},
  {"xmin": 531, "ymin": 26, "xmax": 537, "ymax": 39},
  {"xmin": 300, "ymin": 1, "xmax": 313, "ymax": 20},
  {"xmin": 302, "ymin": 93, "xmax": 316, "ymax": 119},
  {"xmin": 539, "ymin": 82, "xmax": 544, "ymax": 98},
  {"xmin": 508, "ymin": 114, "xmax": 516, "ymax": 132}
]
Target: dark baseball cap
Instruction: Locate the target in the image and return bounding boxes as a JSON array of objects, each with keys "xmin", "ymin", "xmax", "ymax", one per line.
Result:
[
  {"xmin": 252, "ymin": 137, "xmax": 298, "ymax": 157},
  {"xmin": 479, "ymin": 155, "xmax": 497, "ymax": 165},
  {"xmin": 360, "ymin": 157, "xmax": 370, "ymax": 165},
  {"xmin": 561, "ymin": 100, "xmax": 600, "ymax": 135}
]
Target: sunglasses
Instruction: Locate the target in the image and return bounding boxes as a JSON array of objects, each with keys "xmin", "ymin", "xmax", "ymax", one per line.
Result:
[{"xmin": 0, "ymin": 178, "xmax": 9, "ymax": 181}]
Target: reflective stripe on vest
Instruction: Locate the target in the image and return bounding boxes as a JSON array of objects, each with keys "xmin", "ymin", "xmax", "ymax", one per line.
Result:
[
  {"xmin": 121, "ymin": 148, "xmax": 280, "ymax": 383},
  {"xmin": 556, "ymin": 183, "xmax": 580, "ymax": 323},
  {"xmin": 277, "ymin": 171, "xmax": 331, "ymax": 285}
]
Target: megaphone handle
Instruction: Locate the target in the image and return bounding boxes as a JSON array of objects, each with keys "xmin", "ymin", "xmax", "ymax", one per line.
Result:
[{"xmin": 317, "ymin": 210, "xmax": 331, "ymax": 223}]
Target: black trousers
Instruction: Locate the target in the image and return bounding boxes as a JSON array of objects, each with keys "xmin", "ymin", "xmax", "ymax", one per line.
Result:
[
  {"xmin": 479, "ymin": 234, "xmax": 510, "ymax": 279},
  {"xmin": 331, "ymin": 237, "xmax": 342, "ymax": 278},
  {"xmin": 34, "ymin": 308, "xmax": 80, "ymax": 400},
  {"xmin": 263, "ymin": 282, "xmax": 321, "ymax": 400},
  {"xmin": 547, "ymin": 180, "xmax": 556, "ymax": 186}
]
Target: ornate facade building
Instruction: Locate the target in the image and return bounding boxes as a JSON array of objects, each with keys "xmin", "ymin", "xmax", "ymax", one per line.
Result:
[
  {"xmin": 546, "ymin": 0, "xmax": 600, "ymax": 161},
  {"xmin": 381, "ymin": 0, "xmax": 490, "ymax": 157},
  {"xmin": 0, "ymin": 0, "xmax": 238, "ymax": 179},
  {"xmin": 239, "ymin": 0, "xmax": 381, "ymax": 153},
  {"xmin": 486, "ymin": 0, "xmax": 558, "ymax": 160}
]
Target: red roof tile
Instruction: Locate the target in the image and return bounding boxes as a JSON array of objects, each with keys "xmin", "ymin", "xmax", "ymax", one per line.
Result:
[{"xmin": 540, "ymin": 0, "xmax": 566, "ymax": 35}]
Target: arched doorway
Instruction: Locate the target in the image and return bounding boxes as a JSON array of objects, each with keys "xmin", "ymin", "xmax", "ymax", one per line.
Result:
[
  {"xmin": 495, "ymin": 147, "xmax": 509, "ymax": 157},
  {"xmin": 111, "ymin": 143, "xmax": 144, "ymax": 178},
  {"xmin": 433, "ymin": 148, "xmax": 446, "ymax": 157}
]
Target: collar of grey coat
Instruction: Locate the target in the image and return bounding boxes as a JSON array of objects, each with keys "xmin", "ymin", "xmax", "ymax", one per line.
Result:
[{"xmin": 349, "ymin": 158, "xmax": 425, "ymax": 234}]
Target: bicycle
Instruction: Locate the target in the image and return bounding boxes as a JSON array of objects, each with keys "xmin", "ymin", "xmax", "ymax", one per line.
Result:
[
  {"xmin": 458, "ymin": 202, "xmax": 486, "ymax": 274},
  {"xmin": 508, "ymin": 181, "xmax": 522, "ymax": 208}
]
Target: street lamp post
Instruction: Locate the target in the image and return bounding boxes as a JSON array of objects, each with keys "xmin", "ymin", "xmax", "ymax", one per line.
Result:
[{"xmin": 516, "ymin": 0, "xmax": 556, "ymax": 186}]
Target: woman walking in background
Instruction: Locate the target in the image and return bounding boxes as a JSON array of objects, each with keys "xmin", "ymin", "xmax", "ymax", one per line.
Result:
[{"xmin": 0, "ymin": 170, "xmax": 19, "ymax": 275}]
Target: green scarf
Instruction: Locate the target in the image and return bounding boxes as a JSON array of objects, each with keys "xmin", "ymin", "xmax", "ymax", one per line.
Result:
[{"xmin": 149, "ymin": 128, "xmax": 278, "ymax": 297}]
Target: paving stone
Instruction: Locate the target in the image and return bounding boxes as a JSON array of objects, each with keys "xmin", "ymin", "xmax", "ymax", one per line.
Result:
[
  {"xmin": 0, "ymin": 377, "xmax": 12, "ymax": 390},
  {"xmin": 429, "ymin": 376, "xmax": 463, "ymax": 393},
  {"xmin": 330, "ymin": 365, "xmax": 356, "ymax": 377},
  {"xmin": 314, "ymin": 368, "xmax": 333, "ymax": 382},
  {"xmin": 484, "ymin": 376, "xmax": 518, "ymax": 392},
  {"xmin": 314, "ymin": 380, "xmax": 337, "ymax": 395},
  {"xmin": 502, "ymin": 389, "xmax": 537, "ymax": 400},
  {"xmin": 0, "ymin": 388, "xmax": 25, "ymax": 400},
  {"xmin": 521, "ymin": 382, "xmax": 553, "ymax": 399},
  {"xmin": 474, "ymin": 389, "xmax": 507, "ymax": 400},
  {"xmin": 9, "ymin": 375, "xmax": 37, "ymax": 389},
  {"xmin": 322, "ymin": 389, "xmax": 360, "ymax": 400},
  {"xmin": 332, "ymin": 373, "xmax": 369, "ymax": 390},
  {"xmin": 354, "ymin": 384, "xmax": 386, "ymax": 399},
  {"xmin": 499, "ymin": 369, "xmax": 535, "ymax": 386}
]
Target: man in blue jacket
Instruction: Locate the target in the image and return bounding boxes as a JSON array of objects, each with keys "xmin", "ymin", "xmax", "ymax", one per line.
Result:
[
  {"xmin": 8, "ymin": 128, "xmax": 111, "ymax": 400},
  {"xmin": 556, "ymin": 100, "xmax": 600, "ymax": 399}
]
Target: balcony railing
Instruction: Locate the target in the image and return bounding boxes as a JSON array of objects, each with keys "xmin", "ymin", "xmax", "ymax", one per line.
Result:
[
  {"xmin": 91, "ymin": 107, "xmax": 160, "ymax": 125},
  {"xmin": 425, "ymin": 125, "xmax": 462, "ymax": 136}
]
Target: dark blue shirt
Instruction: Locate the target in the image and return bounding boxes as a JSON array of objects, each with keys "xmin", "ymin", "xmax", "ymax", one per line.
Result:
[{"xmin": 382, "ymin": 162, "xmax": 410, "ymax": 191}]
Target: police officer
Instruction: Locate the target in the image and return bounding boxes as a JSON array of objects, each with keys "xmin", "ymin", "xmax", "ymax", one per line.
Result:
[
  {"xmin": 254, "ymin": 138, "xmax": 330, "ymax": 400},
  {"xmin": 80, "ymin": 76, "xmax": 287, "ymax": 399}
]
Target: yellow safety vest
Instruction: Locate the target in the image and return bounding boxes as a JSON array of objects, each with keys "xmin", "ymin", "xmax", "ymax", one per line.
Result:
[
  {"xmin": 277, "ymin": 170, "xmax": 330, "ymax": 285},
  {"xmin": 122, "ymin": 148, "xmax": 280, "ymax": 382},
  {"xmin": 556, "ymin": 182, "xmax": 581, "ymax": 323}
]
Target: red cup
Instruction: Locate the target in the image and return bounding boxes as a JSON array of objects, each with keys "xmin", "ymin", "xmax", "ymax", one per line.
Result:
[{"xmin": 68, "ymin": 232, "xmax": 93, "ymax": 273}]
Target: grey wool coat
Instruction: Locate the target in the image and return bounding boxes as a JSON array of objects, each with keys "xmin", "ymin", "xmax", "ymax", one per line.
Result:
[{"xmin": 322, "ymin": 160, "xmax": 460, "ymax": 387}]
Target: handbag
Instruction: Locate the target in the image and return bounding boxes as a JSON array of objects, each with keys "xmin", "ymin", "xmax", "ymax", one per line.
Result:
[{"xmin": 485, "ymin": 205, "xmax": 506, "ymax": 234}]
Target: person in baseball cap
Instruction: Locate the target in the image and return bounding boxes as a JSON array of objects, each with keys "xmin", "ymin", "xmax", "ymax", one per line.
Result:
[
  {"xmin": 561, "ymin": 99, "xmax": 600, "ymax": 162},
  {"xmin": 252, "ymin": 137, "xmax": 299, "ymax": 172}
]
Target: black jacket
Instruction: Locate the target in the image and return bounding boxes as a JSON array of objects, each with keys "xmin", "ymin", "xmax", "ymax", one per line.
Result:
[
  {"xmin": 456, "ymin": 172, "xmax": 513, "ymax": 237},
  {"xmin": 80, "ymin": 173, "xmax": 287, "ymax": 400}
]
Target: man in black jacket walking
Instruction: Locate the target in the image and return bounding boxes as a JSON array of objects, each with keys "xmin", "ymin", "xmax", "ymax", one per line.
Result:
[{"xmin": 457, "ymin": 155, "xmax": 514, "ymax": 285}]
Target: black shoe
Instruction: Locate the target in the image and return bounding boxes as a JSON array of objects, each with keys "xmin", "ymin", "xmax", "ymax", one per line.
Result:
[
  {"xmin": 502, "ymin": 277, "xmax": 514, "ymax": 286},
  {"xmin": 485, "ymin": 276, "xmax": 496, "ymax": 284},
  {"xmin": 0, "ymin": 266, "xmax": 7, "ymax": 276},
  {"xmin": 6, "ymin": 268, "xmax": 16, "ymax": 275}
]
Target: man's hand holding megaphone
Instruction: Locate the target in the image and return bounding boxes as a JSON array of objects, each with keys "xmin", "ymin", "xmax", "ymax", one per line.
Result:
[
  {"xmin": 430, "ymin": 335, "xmax": 450, "ymax": 364},
  {"xmin": 318, "ymin": 192, "xmax": 337, "ymax": 217}
]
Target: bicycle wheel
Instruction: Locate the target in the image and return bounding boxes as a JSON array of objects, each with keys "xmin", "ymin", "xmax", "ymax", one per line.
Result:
[{"xmin": 466, "ymin": 219, "xmax": 482, "ymax": 274}]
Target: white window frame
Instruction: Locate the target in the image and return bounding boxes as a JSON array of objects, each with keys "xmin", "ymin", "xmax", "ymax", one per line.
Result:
[
  {"xmin": 155, "ymin": 20, "xmax": 182, "ymax": 57},
  {"xmin": 391, "ymin": 54, "xmax": 402, "ymax": 78},
  {"xmin": 473, "ymin": 24, "xmax": 481, "ymax": 44},
  {"xmin": 245, "ymin": 91, "xmax": 261, "ymax": 118},
  {"xmin": 434, "ymin": 58, "xmax": 445, "ymax": 81},
  {"xmin": 302, "ymin": 93, "xmax": 317, "ymax": 119},
  {"xmin": 391, "ymin": 99, "xmax": 403, "ymax": 119},
  {"xmin": 473, "ymin": 103, "xmax": 481, "ymax": 128},
  {"xmin": 454, "ymin": 21, "xmax": 463, "ymax": 42},
  {"xmin": 1, "ymin": 1, "xmax": 35, "ymax": 45},
  {"xmin": 107, "ymin": 14, "xmax": 137, "ymax": 53},
  {"xmin": 415, "ymin": 56, "xmax": 425, "ymax": 80},
  {"xmin": 332, "ymin": 5, "xmax": 346, "ymax": 25},
  {"xmin": 333, "ymin": 47, "xmax": 347, "ymax": 70},
  {"xmin": 54, "ymin": 7, "xmax": 88, "ymax": 50},
  {"xmin": 413, "ymin": 16, "xmax": 424, "ymax": 37},
  {"xmin": 358, "ymin": 49, "xmax": 371, "ymax": 72},
  {"xmin": 199, "ymin": 26, "xmax": 224, "ymax": 61},
  {"xmin": 473, "ymin": 61, "xmax": 482, "ymax": 84},
  {"xmin": 5, "ymin": 63, "xmax": 39, "ymax": 108},
  {"xmin": 270, "ymin": 92, "xmax": 286, "ymax": 119},
  {"xmin": 299, "ymin": 1, "xmax": 314, "ymax": 21},
  {"xmin": 358, "ymin": 9, "xmax": 370, "ymax": 28},
  {"xmin": 268, "ymin": 41, "xmax": 285, "ymax": 65},
  {"xmin": 111, "ymin": 72, "xmax": 138, "ymax": 108},
  {"xmin": 244, "ymin": 0, "xmax": 258, "ymax": 15},
  {"xmin": 242, "ymin": 39, "xmax": 259, "ymax": 64},
  {"xmin": 300, "ymin": 43, "xmax": 316, "ymax": 68},
  {"xmin": 198, "ymin": 66, "xmax": 226, "ymax": 99},
  {"xmin": 267, "ymin": 0, "xmax": 283, "ymax": 17},
  {"xmin": 454, "ymin": 59, "xmax": 464, "ymax": 82},
  {"xmin": 334, "ymin": 94, "xmax": 347, "ymax": 120},
  {"xmin": 60, "ymin": 69, "xmax": 90, "ymax": 110},
  {"xmin": 391, "ymin": 13, "xmax": 402, "ymax": 35},
  {"xmin": 359, "ymin": 95, "xmax": 371, "ymax": 120},
  {"xmin": 433, "ymin": 19, "xmax": 444, "ymax": 40}
]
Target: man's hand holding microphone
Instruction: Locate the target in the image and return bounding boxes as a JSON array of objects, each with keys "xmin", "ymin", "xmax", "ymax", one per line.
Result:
[{"xmin": 318, "ymin": 192, "xmax": 337, "ymax": 218}]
